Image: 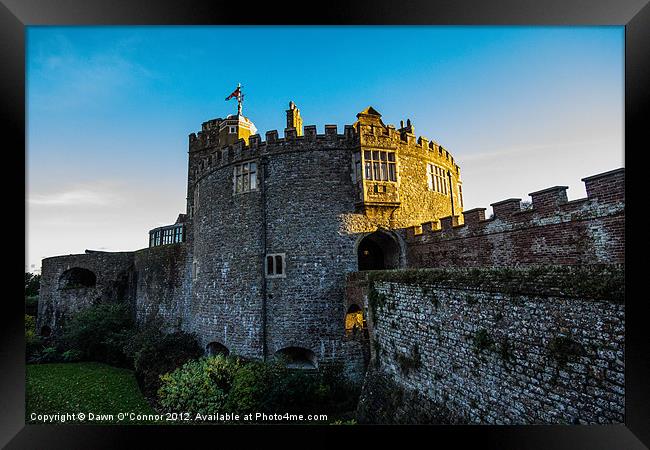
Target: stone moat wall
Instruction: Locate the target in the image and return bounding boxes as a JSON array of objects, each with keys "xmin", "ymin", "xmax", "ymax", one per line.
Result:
[{"xmin": 353, "ymin": 266, "xmax": 625, "ymax": 424}]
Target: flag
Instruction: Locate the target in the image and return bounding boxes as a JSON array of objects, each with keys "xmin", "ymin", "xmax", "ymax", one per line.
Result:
[{"xmin": 225, "ymin": 86, "xmax": 241, "ymax": 101}]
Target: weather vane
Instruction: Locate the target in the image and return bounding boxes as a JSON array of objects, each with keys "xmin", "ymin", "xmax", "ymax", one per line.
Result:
[{"xmin": 225, "ymin": 83, "xmax": 244, "ymax": 115}]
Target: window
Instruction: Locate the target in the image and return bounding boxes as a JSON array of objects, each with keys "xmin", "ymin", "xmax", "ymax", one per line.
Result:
[
  {"xmin": 427, "ymin": 163, "xmax": 448, "ymax": 194},
  {"xmin": 266, "ymin": 253, "xmax": 286, "ymax": 278},
  {"xmin": 192, "ymin": 260, "xmax": 199, "ymax": 280},
  {"xmin": 234, "ymin": 161, "xmax": 257, "ymax": 193},
  {"xmin": 363, "ymin": 150, "xmax": 397, "ymax": 181},
  {"xmin": 150, "ymin": 225, "xmax": 185, "ymax": 247},
  {"xmin": 229, "ymin": 126, "xmax": 236, "ymax": 134},
  {"xmin": 459, "ymin": 185, "xmax": 463, "ymax": 208},
  {"xmin": 193, "ymin": 186, "xmax": 199, "ymax": 211},
  {"xmin": 174, "ymin": 226, "xmax": 183, "ymax": 243}
]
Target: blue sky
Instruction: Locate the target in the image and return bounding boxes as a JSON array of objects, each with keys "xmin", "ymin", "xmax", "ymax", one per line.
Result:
[{"xmin": 26, "ymin": 26, "xmax": 624, "ymax": 272}]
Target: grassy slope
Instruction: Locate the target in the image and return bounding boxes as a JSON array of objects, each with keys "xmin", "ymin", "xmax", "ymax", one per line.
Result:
[{"xmin": 26, "ymin": 362, "xmax": 158, "ymax": 424}]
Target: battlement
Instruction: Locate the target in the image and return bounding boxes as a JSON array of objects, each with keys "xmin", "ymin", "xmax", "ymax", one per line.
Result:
[
  {"xmin": 191, "ymin": 125, "xmax": 358, "ymax": 184},
  {"xmin": 406, "ymin": 168, "xmax": 624, "ymax": 241},
  {"xmin": 405, "ymin": 168, "xmax": 624, "ymax": 267}
]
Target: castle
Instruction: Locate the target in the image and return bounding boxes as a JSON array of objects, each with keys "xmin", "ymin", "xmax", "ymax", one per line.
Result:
[
  {"xmin": 38, "ymin": 101, "xmax": 464, "ymax": 379},
  {"xmin": 37, "ymin": 100, "xmax": 625, "ymax": 422}
]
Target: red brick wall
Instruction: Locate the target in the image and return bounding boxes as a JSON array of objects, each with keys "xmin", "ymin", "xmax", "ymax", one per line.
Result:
[{"xmin": 405, "ymin": 168, "xmax": 624, "ymax": 267}]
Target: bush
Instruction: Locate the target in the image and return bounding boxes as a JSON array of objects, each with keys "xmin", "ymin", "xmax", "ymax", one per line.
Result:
[
  {"xmin": 158, "ymin": 355, "xmax": 243, "ymax": 416},
  {"xmin": 62, "ymin": 303, "xmax": 134, "ymax": 366},
  {"xmin": 25, "ymin": 315, "xmax": 42, "ymax": 360},
  {"xmin": 121, "ymin": 323, "xmax": 203, "ymax": 398},
  {"xmin": 158, "ymin": 355, "xmax": 361, "ymax": 420},
  {"xmin": 62, "ymin": 349, "xmax": 83, "ymax": 362},
  {"xmin": 33, "ymin": 347, "xmax": 61, "ymax": 363},
  {"xmin": 262, "ymin": 367, "xmax": 326, "ymax": 413},
  {"xmin": 225, "ymin": 359, "xmax": 285, "ymax": 413},
  {"xmin": 25, "ymin": 296, "xmax": 39, "ymax": 316}
]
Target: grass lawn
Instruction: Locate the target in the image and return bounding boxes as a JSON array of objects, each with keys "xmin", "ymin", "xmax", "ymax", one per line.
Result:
[{"xmin": 26, "ymin": 362, "xmax": 159, "ymax": 424}]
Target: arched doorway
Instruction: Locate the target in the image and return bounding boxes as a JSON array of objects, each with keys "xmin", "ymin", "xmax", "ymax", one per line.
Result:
[
  {"xmin": 58, "ymin": 268, "xmax": 97, "ymax": 289},
  {"xmin": 357, "ymin": 230, "xmax": 401, "ymax": 270},
  {"xmin": 275, "ymin": 347, "xmax": 317, "ymax": 369},
  {"xmin": 345, "ymin": 304, "xmax": 366, "ymax": 334},
  {"xmin": 206, "ymin": 341, "xmax": 230, "ymax": 356}
]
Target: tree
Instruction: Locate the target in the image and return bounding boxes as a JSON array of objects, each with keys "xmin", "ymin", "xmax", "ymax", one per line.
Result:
[{"xmin": 25, "ymin": 272, "xmax": 41, "ymax": 297}]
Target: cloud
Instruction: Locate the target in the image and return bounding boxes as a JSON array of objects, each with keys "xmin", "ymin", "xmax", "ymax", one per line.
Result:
[{"xmin": 28, "ymin": 186, "xmax": 122, "ymax": 206}]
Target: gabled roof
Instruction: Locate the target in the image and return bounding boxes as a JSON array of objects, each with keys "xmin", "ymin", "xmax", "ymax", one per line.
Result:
[{"xmin": 357, "ymin": 106, "xmax": 382, "ymax": 117}]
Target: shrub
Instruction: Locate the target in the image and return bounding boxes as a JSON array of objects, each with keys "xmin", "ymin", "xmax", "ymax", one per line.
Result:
[
  {"xmin": 259, "ymin": 366, "xmax": 325, "ymax": 413},
  {"xmin": 62, "ymin": 349, "xmax": 83, "ymax": 362},
  {"xmin": 158, "ymin": 355, "xmax": 243, "ymax": 416},
  {"xmin": 25, "ymin": 296, "xmax": 39, "ymax": 316},
  {"xmin": 225, "ymin": 359, "xmax": 279, "ymax": 413},
  {"xmin": 158, "ymin": 355, "xmax": 359, "ymax": 419},
  {"xmin": 35, "ymin": 346, "xmax": 60, "ymax": 363},
  {"xmin": 25, "ymin": 315, "xmax": 42, "ymax": 360},
  {"xmin": 62, "ymin": 303, "xmax": 134, "ymax": 366},
  {"xmin": 122, "ymin": 323, "xmax": 203, "ymax": 398}
]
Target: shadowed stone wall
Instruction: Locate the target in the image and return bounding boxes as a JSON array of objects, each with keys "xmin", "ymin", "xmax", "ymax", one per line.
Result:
[{"xmin": 353, "ymin": 267, "xmax": 625, "ymax": 424}]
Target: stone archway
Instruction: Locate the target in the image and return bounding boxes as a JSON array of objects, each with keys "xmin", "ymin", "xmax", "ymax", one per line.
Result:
[
  {"xmin": 58, "ymin": 267, "xmax": 97, "ymax": 289},
  {"xmin": 357, "ymin": 230, "xmax": 401, "ymax": 270},
  {"xmin": 275, "ymin": 347, "xmax": 317, "ymax": 369},
  {"xmin": 206, "ymin": 341, "xmax": 230, "ymax": 356}
]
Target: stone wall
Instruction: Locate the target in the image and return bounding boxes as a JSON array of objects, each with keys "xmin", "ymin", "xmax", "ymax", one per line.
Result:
[
  {"xmin": 406, "ymin": 169, "xmax": 624, "ymax": 267},
  {"xmin": 37, "ymin": 251, "xmax": 136, "ymax": 335},
  {"xmin": 353, "ymin": 266, "xmax": 625, "ymax": 424},
  {"xmin": 133, "ymin": 243, "xmax": 191, "ymax": 331}
]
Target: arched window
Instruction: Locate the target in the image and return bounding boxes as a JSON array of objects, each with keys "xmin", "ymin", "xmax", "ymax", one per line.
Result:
[
  {"xmin": 275, "ymin": 347, "xmax": 317, "ymax": 369},
  {"xmin": 357, "ymin": 231, "xmax": 401, "ymax": 271},
  {"xmin": 345, "ymin": 304, "xmax": 366, "ymax": 334},
  {"xmin": 206, "ymin": 342, "xmax": 230, "ymax": 357},
  {"xmin": 58, "ymin": 268, "xmax": 96, "ymax": 289}
]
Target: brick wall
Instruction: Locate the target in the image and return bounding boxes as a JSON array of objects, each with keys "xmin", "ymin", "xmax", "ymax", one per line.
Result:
[{"xmin": 406, "ymin": 169, "xmax": 624, "ymax": 267}]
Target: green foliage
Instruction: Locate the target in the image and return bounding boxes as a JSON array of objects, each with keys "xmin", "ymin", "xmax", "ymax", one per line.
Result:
[
  {"xmin": 330, "ymin": 419, "xmax": 357, "ymax": 425},
  {"xmin": 225, "ymin": 359, "xmax": 281, "ymax": 413},
  {"xmin": 368, "ymin": 285, "xmax": 387, "ymax": 320},
  {"xmin": 61, "ymin": 303, "xmax": 135, "ymax": 366},
  {"xmin": 121, "ymin": 322, "xmax": 203, "ymax": 398},
  {"xmin": 366, "ymin": 265, "xmax": 625, "ymax": 303},
  {"xmin": 26, "ymin": 362, "xmax": 157, "ymax": 424},
  {"xmin": 38, "ymin": 347, "xmax": 60, "ymax": 363},
  {"xmin": 25, "ymin": 296, "xmax": 39, "ymax": 316},
  {"xmin": 473, "ymin": 329, "xmax": 495, "ymax": 354},
  {"xmin": 158, "ymin": 355, "xmax": 243, "ymax": 416},
  {"xmin": 158, "ymin": 356, "xmax": 360, "ymax": 420},
  {"xmin": 25, "ymin": 272, "xmax": 41, "ymax": 297},
  {"xmin": 61, "ymin": 349, "xmax": 83, "ymax": 362},
  {"xmin": 25, "ymin": 315, "xmax": 43, "ymax": 360}
]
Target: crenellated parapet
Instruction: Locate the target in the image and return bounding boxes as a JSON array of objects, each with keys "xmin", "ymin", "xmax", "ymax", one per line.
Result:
[
  {"xmin": 405, "ymin": 168, "xmax": 625, "ymax": 267},
  {"xmin": 190, "ymin": 125, "xmax": 358, "ymax": 185}
]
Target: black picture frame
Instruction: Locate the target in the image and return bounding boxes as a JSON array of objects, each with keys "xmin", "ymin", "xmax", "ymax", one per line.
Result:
[{"xmin": 4, "ymin": 0, "xmax": 647, "ymax": 448}]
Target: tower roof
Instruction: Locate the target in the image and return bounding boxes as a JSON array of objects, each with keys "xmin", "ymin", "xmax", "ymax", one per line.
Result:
[{"xmin": 357, "ymin": 106, "xmax": 382, "ymax": 118}]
